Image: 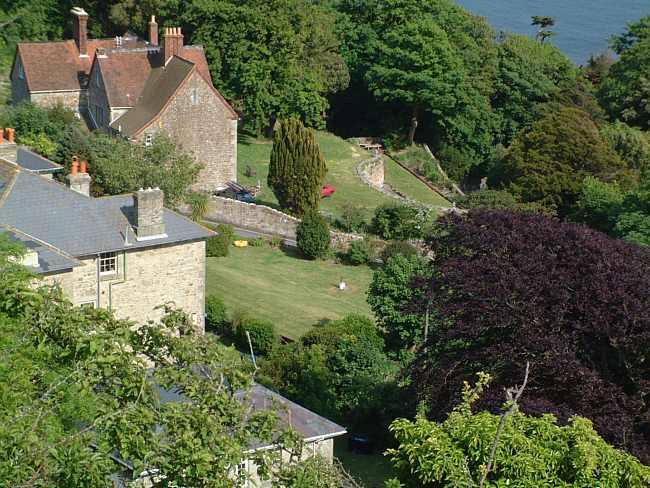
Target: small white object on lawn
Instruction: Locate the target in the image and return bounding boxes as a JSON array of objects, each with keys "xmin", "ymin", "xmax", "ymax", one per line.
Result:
[{"xmin": 338, "ymin": 279, "xmax": 347, "ymax": 291}]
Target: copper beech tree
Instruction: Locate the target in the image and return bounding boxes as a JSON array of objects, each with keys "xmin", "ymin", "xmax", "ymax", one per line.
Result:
[{"xmin": 410, "ymin": 209, "xmax": 650, "ymax": 464}]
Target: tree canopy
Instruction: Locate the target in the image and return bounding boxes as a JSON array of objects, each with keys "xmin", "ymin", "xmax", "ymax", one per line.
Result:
[{"xmin": 410, "ymin": 209, "xmax": 650, "ymax": 464}]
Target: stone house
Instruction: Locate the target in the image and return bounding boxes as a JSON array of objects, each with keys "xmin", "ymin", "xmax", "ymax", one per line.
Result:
[
  {"xmin": 0, "ymin": 137, "xmax": 213, "ymax": 331},
  {"xmin": 11, "ymin": 7, "xmax": 238, "ymax": 191}
]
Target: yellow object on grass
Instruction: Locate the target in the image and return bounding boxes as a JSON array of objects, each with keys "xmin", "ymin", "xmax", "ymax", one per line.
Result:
[{"xmin": 234, "ymin": 240, "xmax": 249, "ymax": 248}]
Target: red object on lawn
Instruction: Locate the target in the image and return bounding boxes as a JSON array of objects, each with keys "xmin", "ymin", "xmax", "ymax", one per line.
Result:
[{"xmin": 321, "ymin": 185, "xmax": 336, "ymax": 198}]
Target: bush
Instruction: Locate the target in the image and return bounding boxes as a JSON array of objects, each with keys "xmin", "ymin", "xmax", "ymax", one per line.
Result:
[
  {"xmin": 206, "ymin": 224, "xmax": 235, "ymax": 257},
  {"xmin": 205, "ymin": 295, "xmax": 228, "ymax": 334},
  {"xmin": 297, "ymin": 213, "xmax": 330, "ymax": 259},
  {"xmin": 248, "ymin": 237, "xmax": 266, "ymax": 247},
  {"xmin": 185, "ymin": 192, "xmax": 209, "ymax": 222},
  {"xmin": 380, "ymin": 240, "xmax": 418, "ymax": 262},
  {"xmin": 337, "ymin": 203, "xmax": 367, "ymax": 233},
  {"xmin": 456, "ymin": 189, "xmax": 519, "ymax": 210},
  {"xmin": 235, "ymin": 316, "xmax": 278, "ymax": 356},
  {"xmin": 347, "ymin": 238, "xmax": 375, "ymax": 265},
  {"xmin": 371, "ymin": 204, "xmax": 428, "ymax": 240}
]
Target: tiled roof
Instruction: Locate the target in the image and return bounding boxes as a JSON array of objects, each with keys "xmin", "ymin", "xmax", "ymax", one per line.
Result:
[
  {"xmin": 96, "ymin": 50, "xmax": 159, "ymax": 108},
  {"xmin": 110, "ymin": 56, "xmax": 195, "ymax": 137},
  {"xmin": 16, "ymin": 38, "xmax": 148, "ymax": 92},
  {"xmin": 0, "ymin": 160, "xmax": 214, "ymax": 261}
]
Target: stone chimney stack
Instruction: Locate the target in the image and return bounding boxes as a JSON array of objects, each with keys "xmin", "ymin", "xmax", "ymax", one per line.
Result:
[
  {"xmin": 134, "ymin": 188, "xmax": 166, "ymax": 240},
  {"xmin": 148, "ymin": 15, "xmax": 158, "ymax": 46},
  {"xmin": 67, "ymin": 157, "xmax": 91, "ymax": 196},
  {"xmin": 71, "ymin": 7, "xmax": 89, "ymax": 57},
  {"xmin": 163, "ymin": 27, "xmax": 183, "ymax": 64}
]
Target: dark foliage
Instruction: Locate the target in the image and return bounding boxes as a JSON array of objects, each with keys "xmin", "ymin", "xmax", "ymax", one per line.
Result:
[
  {"xmin": 235, "ymin": 316, "xmax": 278, "ymax": 356},
  {"xmin": 205, "ymin": 295, "xmax": 228, "ymax": 334},
  {"xmin": 379, "ymin": 240, "xmax": 418, "ymax": 263},
  {"xmin": 411, "ymin": 209, "xmax": 650, "ymax": 463},
  {"xmin": 371, "ymin": 204, "xmax": 427, "ymax": 240},
  {"xmin": 296, "ymin": 213, "xmax": 330, "ymax": 259},
  {"xmin": 206, "ymin": 224, "xmax": 234, "ymax": 257}
]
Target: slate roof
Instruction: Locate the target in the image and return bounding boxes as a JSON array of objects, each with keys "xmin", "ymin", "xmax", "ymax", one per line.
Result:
[
  {"xmin": 16, "ymin": 147, "xmax": 63, "ymax": 174},
  {"xmin": 110, "ymin": 56, "xmax": 195, "ymax": 137},
  {"xmin": 0, "ymin": 225, "xmax": 82, "ymax": 274},
  {"xmin": 0, "ymin": 160, "xmax": 214, "ymax": 264},
  {"xmin": 157, "ymin": 382, "xmax": 346, "ymax": 449}
]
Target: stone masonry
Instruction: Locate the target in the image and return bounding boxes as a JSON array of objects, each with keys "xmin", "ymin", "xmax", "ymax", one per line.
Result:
[
  {"xmin": 134, "ymin": 188, "xmax": 166, "ymax": 239},
  {"xmin": 43, "ymin": 240, "xmax": 206, "ymax": 332},
  {"xmin": 138, "ymin": 71, "xmax": 237, "ymax": 191}
]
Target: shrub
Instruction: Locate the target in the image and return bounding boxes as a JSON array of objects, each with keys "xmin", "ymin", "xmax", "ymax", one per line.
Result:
[
  {"xmin": 371, "ymin": 204, "xmax": 427, "ymax": 240},
  {"xmin": 185, "ymin": 191, "xmax": 209, "ymax": 222},
  {"xmin": 205, "ymin": 295, "xmax": 228, "ymax": 334},
  {"xmin": 337, "ymin": 203, "xmax": 367, "ymax": 233},
  {"xmin": 297, "ymin": 213, "xmax": 330, "ymax": 259},
  {"xmin": 456, "ymin": 189, "xmax": 519, "ymax": 210},
  {"xmin": 380, "ymin": 240, "xmax": 418, "ymax": 262},
  {"xmin": 206, "ymin": 224, "xmax": 235, "ymax": 257},
  {"xmin": 347, "ymin": 238, "xmax": 374, "ymax": 265},
  {"xmin": 248, "ymin": 237, "xmax": 266, "ymax": 247},
  {"xmin": 236, "ymin": 317, "xmax": 278, "ymax": 356}
]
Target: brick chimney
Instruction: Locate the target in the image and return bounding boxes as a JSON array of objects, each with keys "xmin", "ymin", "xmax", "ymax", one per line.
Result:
[
  {"xmin": 67, "ymin": 157, "xmax": 91, "ymax": 196},
  {"xmin": 71, "ymin": 7, "xmax": 89, "ymax": 57},
  {"xmin": 134, "ymin": 188, "xmax": 166, "ymax": 240},
  {"xmin": 163, "ymin": 27, "xmax": 183, "ymax": 64},
  {"xmin": 148, "ymin": 15, "xmax": 158, "ymax": 46}
]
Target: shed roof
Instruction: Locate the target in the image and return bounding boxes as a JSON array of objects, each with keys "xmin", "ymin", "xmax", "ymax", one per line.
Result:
[{"xmin": 16, "ymin": 147, "xmax": 63, "ymax": 174}]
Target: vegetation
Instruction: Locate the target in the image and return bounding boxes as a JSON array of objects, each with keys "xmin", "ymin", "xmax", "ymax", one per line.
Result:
[
  {"xmin": 205, "ymin": 244, "xmax": 374, "ymax": 339},
  {"xmin": 497, "ymin": 106, "xmax": 627, "ymax": 215},
  {"xmin": 346, "ymin": 238, "xmax": 375, "ymax": 265},
  {"xmin": 387, "ymin": 373, "xmax": 650, "ymax": 487},
  {"xmin": 268, "ymin": 118, "xmax": 328, "ymax": 216},
  {"xmin": 205, "ymin": 294, "xmax": 228, "ymax": 333},
  {"xmin": 296, "ymin": 213, "xmax": 331, "ymax": 259},
  {"xmin": 371, "ymin": 204, "xmax": 430, "ymax": 240},
  {"xmin": 235, "ymin": 316, "xmax": 278, "ymax": 356},
  {"xmin": 206, "ymin": 223, "xmax": 235, "ymax": 257},
  {"xmin": 410, "ymin": 210, "xmax": 650, "ymax": 463},
  {"xmin": 0, "ymin": 237, "xmax": 327, "ymax": 487}
]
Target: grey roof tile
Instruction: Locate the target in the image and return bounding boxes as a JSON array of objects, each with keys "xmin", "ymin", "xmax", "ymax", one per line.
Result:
[
  {"xmin": 16, "ymin": 147, "xmax": 63, "ymax": 173},
  {"xmin": 0, "ymin": 162, "xmax": 213, "ymax": 260}
]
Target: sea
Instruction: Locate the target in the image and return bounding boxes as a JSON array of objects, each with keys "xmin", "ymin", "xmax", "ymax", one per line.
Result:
[{"xmin": 455, "ymin": 0, "xmax": 649, "ymax": 64}]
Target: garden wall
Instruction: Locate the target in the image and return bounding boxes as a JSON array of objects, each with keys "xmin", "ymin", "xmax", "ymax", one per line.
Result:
[{"xmin": 203, "ymin": 196, "xmax": 361, "ymax": 249}]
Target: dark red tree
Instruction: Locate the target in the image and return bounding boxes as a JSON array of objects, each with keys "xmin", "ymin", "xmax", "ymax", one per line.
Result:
[{"xmin": 412, "ymin": 209, "xmax": 650, "ymax": 463}]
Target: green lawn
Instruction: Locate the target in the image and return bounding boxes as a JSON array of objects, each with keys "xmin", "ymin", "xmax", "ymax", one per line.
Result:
[
  {"xmin": 237, "ymin": 131, "xmax": 449, "ymax": 221},
  {"xmin": 205, "ymin": 244, "xmax": 374, "ymax": 339},
  {"xmin": 334, "ymin": 441, "xmax": 396, "ymax": 488}
]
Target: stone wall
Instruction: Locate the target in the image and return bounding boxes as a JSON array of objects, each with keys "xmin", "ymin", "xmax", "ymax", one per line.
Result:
[
  {"xmin": 206, "ymin": 196, "xmax": 299, "ymax": 240},
  {"xmin": 141, "ymin": 71, "xmax": 237, "ymax": 191},
  {"xmin": 43, "ymin": 240, "xmax": 206, "ymax": 332},
  {"xmin": 356, "ymin": 156, "xmax": 385, "ymax": 190},
  {"xmin": 203, "ymin": 196, "xmax": 362, "ymax": 249},
  {"xmin": 30, "ymin": 90, "xmax": 87, "ymax": 113}
]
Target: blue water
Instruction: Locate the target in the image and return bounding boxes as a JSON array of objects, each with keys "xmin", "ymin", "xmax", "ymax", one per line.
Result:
[{"xmin": 455, "ymin": 0, "xmax": 649, "ymax": 64}]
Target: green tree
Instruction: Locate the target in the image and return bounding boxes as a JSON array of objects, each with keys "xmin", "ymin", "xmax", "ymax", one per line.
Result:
[
  {"xmin": 365, "ymin": 6, "xmax": 463, "ymax": 145},
  {"xmin": 385, "ymin": 374, "xmax": 650, "ymax": 487},
  {"xmin": 599, "ymin": 14, "xmax": 650, "ymax": 129},
  {"xmin": 367, "ymin": 253, "xmax": 431, "ymax": 353},
  {"xmin": 371, "ymin": 204, "xmax": 430, "ymax": 240},
  {"xmin": 88, "ymin": 132, "xmax": 202, "ymax": 207},
  {"xmin": 492, "ymin": 34, "xmax": 577, "ymax": 144},
  {"xmin": 499, "ymin": 106, "xmax": 628, "ymax": 215},
  {"xmin": 296, "ymin": 212, "xmax": 330, "ymax": 259},
  {"xmin": 571, "ymin": 177, "xmax": 624, "ymax": 233},
  {"xmin": 532, "ymin": 15, "xmax": 556, "ymax": 44},
  {"xmin": 183, "ymin": 0, "xmax": 348, "ymax": 131},
  {"xmin": 601, "ymin": 121, "xmax": 650, "ymax": 172},
  {"xmin": 268, "ymin": 118, "xmax": 328, "ymax": 216},
  {"xmin": 0, "ymin": 251, "xmax": 318, "ymax": 486}
]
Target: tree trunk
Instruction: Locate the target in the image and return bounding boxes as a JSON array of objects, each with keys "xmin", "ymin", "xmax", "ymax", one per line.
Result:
[{"xmin": 408, "ymin": 107, "xmax": 419, "ymax": 146}]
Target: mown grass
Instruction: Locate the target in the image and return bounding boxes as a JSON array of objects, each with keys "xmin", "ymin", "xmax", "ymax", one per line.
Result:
[
  {"xmin": 205, "ymin": 244, "xmax": 374, "ymax": 339},
  {"xmin": 237, "ymin": 131, "xmax": 450, "ymax": 222},
  {"xmin": 334, "ymin": 441, "xmax": 396, "ymax": 488}
]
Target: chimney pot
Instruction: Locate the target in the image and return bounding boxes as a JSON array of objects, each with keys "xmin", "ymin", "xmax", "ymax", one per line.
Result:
[
  {"xmin": 71, "ymin": 157, "xmax": 79, "ymax": 176},
  {"xmin": 6, "ymin": 128, "xmax": 15, "ymax": 144},
  {"xmin": 0, "ymin": 129, "xmax": 4, "ymax": 145},
  {"xmin": 80, "ymin": 160, "xmax": 88, "ymax": 174}
]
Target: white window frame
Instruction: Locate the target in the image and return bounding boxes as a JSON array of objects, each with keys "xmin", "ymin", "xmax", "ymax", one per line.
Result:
[
  {"xmin": 144, "ymin": 133, "xmax": 153, "ymax": 147},
  {"xmin": 234, "ymin": 460, "xmax": 249, "ymax": 488},
  {"xmin": 191, "ymin": 88, "xmax": 199, "ymax": 105},
  {"xmin": 99, "ymin": 251, "xmax": 118, "ymax": 275}
]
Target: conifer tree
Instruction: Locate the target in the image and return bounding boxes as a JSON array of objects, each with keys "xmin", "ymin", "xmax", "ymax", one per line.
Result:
[{"xmin": 268, "ymin": 118, "xmax": 327, "ymax": 216}]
